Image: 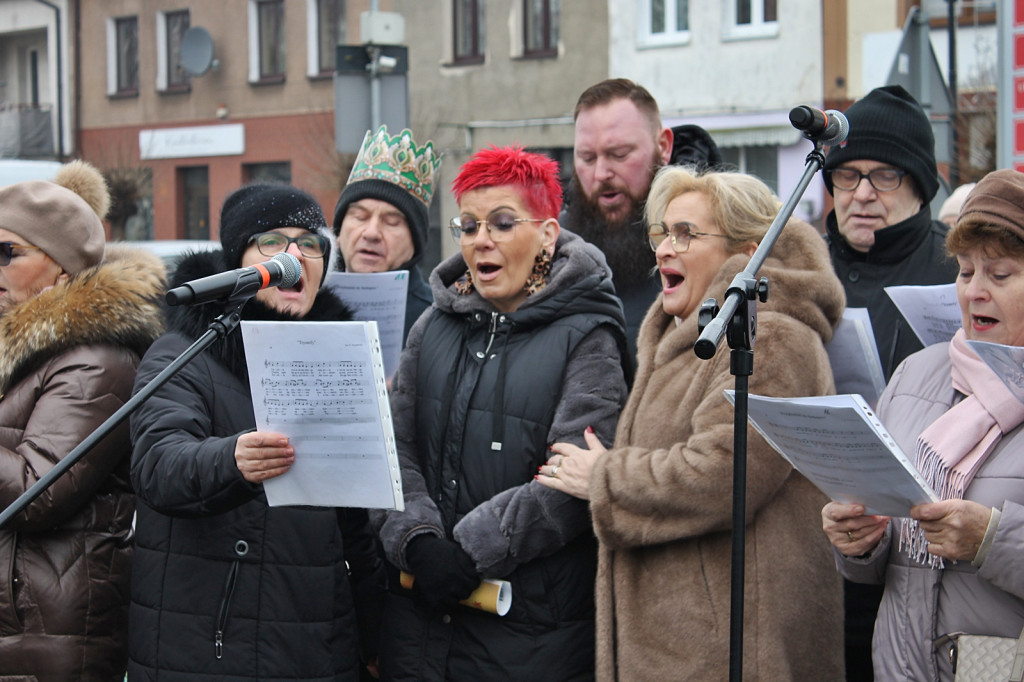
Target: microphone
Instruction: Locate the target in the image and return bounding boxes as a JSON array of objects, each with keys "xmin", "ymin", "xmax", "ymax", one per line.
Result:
[
  {"xmin": 165, "ymin": 252, "xmax": 302, "ymax": 306},
  {"xmin": 788, "ymin": 106, "xmax": 849, "ymax": 146}
]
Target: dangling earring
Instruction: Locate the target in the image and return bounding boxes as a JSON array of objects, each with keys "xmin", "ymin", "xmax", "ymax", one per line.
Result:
[{"xmin": 523, "ymin": 248, "xmax": 552, "ymax": 296}]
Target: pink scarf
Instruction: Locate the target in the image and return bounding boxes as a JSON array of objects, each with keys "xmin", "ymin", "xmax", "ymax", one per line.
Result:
[{"xmin": 900, "ymin": 329, "xmax": 1024, "ymax": 567}]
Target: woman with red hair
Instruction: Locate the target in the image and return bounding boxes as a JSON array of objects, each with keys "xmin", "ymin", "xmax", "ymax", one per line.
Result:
[{"xmin": 375, "ymin": 146, "xmax": 629, "ymax": 681}]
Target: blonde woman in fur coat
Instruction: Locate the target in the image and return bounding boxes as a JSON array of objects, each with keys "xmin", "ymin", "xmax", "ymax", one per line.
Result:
[
  {"xmin": 540, "ymin": 167, "xmax": 846, "ymax": 681},
  {"xmin": 0, "ymin": 161, "xmax": 165, "ymax": 681}
]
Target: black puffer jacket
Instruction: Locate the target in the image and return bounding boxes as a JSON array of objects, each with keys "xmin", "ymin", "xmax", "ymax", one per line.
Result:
[
  {"xmin": 375, "ymin": 230, "xmax": 629, "ymax": 681},
  {"xmin": 128, "ymin": 250, "xmax": 383, "ymax": 682},
  {"xmin": 826, "ymin": 205, "xmax": 959, "ymax": 379}
]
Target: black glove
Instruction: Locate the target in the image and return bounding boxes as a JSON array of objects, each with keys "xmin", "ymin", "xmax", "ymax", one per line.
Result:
[{"xmin": 405, "ymin": 534, "xmax": 480, "ymax": 610}]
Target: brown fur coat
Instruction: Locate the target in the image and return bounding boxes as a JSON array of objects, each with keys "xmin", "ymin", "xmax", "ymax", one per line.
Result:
[{"xmin": 589, "ymin": 219, "xmax": 846, "ymax": 681}]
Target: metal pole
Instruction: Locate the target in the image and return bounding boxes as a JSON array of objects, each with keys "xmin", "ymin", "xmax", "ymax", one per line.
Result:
[
  {"xmin": 368, "ymin": 0, "xmax": 381, "ymax": 129},
  {"xmin": 948, "ymin": 0, "xmax": 960, "ymax": 186}
]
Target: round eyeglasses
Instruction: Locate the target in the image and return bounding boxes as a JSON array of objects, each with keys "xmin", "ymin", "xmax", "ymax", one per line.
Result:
[
  {"xmin": 249, "ymin": 232, "xmax": 330, "ymax": 258},
  {"xmin": 647, "ymin": 222, "xmax": 729, "ymax": 253},
  {"xmin": 0, "ymin": 241, "xmax": 44, "ymax": 266},
  {"xmin": 826, "ymin": 168, "xmax": 907, "ymax": 192},
  {"xmin": 449, "ymin": 213, "xmax": 543, "ymax": 245}
]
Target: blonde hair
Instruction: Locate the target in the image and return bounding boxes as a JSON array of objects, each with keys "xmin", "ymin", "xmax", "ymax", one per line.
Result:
[{"xmin": 644, "ymin": 166, "xmax": 781, "ymax": 253}]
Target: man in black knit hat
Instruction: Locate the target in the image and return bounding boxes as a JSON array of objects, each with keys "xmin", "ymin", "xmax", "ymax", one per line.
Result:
[
  {"xmin": 333, "ymin": 126, "xmax": 442, "ymax": 346},
  {"xmin": 824, "ymin": 84, "xmax": 959, "ymax": 380},
  {"xmin": 822, "ymin": 84, "xmax": 959, "ymax": 682}
]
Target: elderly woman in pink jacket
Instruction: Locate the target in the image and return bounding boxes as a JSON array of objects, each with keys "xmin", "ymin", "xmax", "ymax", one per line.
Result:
[{"xmin": 823, "ymin": 169, "xmax": 1024, "ymax": 681}]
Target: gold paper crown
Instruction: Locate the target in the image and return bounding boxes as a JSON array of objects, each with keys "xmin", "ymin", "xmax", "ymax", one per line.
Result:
[{"xmin": 346, "ymin": 126, "xmax": 442, "ymax": 207}]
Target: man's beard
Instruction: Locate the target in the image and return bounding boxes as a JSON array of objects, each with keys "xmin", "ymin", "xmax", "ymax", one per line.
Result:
[{"xmin": 565, "ymin": 175, "xmax": 657, "ymax": 291}]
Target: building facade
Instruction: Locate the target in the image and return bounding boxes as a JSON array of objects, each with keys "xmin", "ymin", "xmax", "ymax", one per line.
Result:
[{"xmin": 76, "ymin": 0, "xmax": 378, "ymax": 241}]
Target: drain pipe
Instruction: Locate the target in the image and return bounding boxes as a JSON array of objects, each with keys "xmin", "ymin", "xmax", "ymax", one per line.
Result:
[{"xmin": 32, "ymin": 0, "xmax": 64, "ymax": 159}]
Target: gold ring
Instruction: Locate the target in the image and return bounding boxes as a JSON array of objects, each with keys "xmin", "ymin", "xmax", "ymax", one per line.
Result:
[
  {"xmin": 558, "ymin": 454, "xmax": 566, "ymax": 466},
  {"xmin": 846, "ymin": 531, "xmax": 854, "ymax": 542},
  {"xmin": 551, "ymin": 465, "xmax": 560, "ymax": 477}
]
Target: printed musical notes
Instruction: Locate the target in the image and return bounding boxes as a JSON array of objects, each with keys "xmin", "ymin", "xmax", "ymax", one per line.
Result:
[
  {"xmin": 241, "ymin": 320, "xmax": 404, "ymax": 510},
  {"xmin": 325, "ymin": 271, "xmax": 410, "ymax": 381}
]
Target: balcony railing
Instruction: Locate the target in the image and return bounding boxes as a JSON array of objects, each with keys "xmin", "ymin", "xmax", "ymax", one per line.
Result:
[{"xmin": 0, "ymin": 106, "xmax": 54, "ymax": 158}]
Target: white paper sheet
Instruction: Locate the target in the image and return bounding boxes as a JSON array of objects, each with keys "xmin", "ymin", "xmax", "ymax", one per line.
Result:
[
  {"xmin": 884, "ymin": 283, "xmax": 961, "ymax": 347},
  {"xmin": 966, "ymin": 340, "xmax": 1024, "ymax": 403},
  {"xmin": 727, "ymin": 391, "xmax": 938, "ymax": 517},
  {"xmin": 241, "ymin": 320, "xmax": 404, "ymax": 510},
  {"xmin": 325, "ymin": 271, "xmax": 409, "ymax": 381},
  {"xmin": 825, "ymin": 308, "xmax": 887, "ymax": 408}
]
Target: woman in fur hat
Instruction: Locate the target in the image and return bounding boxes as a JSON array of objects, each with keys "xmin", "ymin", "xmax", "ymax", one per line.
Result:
[
  {"xmin": 0, "ymin": 161, "xmax": 166, "ymax": 680},
  {"xmin": 128, "ymin": 184, "xmax": 384, "ymax": 681}
]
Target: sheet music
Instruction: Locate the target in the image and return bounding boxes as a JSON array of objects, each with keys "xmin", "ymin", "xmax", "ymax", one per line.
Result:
[
  {"xmin": 325, "ymin": 271, "xmax": 409, "ymax": 381},
  {"xmin": 825, "ymin": 308, "xmax": 887, "ymax": 408},
  {"xmin": 885, "ymin": 283, "xmax": 961, "ymax": 347},
  {"xmin": 726, "ymin": 391, "xmax": 938, "ymax": 517},
  {"xmin": 966, "ymin": 340, "xmax": 1024, "ymax": 403},
  {"xmin": 241, "ymin": 320, "xmax": 403, "ymax": 510}
]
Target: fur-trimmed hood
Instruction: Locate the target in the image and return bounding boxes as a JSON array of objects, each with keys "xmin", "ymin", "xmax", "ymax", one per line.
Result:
[{"xmin": 0, "ymin": 244, "xmax": 166, "ymax": 394}]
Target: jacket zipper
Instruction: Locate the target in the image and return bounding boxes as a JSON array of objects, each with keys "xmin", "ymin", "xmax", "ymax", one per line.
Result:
[{"xmin": 214, "ymin": 560, "xmax": 239, "ymax": 659}]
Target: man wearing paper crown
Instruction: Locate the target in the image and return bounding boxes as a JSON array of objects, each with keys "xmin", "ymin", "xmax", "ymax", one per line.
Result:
[{"xmin": 334, "ymin": 126, "xmax": 443, "ymax": 344}]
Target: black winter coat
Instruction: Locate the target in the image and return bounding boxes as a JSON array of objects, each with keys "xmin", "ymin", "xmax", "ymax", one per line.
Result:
[
  {"xmin": 376, "ymin": 230, "xmax": 629, "ymax": 681},
  {"xmin": 826, "ymin": 206, "xmax": 959, "ymax": 379},
  {"xmin": 128, "ymin": 250, "xmax": 384, "ymax": 682}
]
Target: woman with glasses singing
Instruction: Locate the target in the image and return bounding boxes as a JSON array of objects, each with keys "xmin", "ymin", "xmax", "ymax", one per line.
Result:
[
  {"xmin": 128, "ymin": 184, "xmax": 384, "ymax": 681},
  {"xmin": 538, "ymin": 166, "xmax": 846, "ymax": 680},
  {"xmin": 374, "ymin": 147, "xmax": 629, "ymax": 681}
]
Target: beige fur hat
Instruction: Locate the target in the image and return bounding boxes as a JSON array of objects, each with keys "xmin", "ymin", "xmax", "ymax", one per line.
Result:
[{"xmin": 0, "ymin": 160, "xmax": 109, "ymax": 275}]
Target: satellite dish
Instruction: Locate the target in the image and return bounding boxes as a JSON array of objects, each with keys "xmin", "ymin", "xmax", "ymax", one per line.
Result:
[{"xmin": 180, "ymin": 26, "xmax": 218, "ymax": 77}]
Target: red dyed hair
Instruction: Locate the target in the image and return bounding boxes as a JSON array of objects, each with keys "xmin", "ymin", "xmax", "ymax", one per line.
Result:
[{"xmin": 451, "ymin": 146, "xmax": 563, "ymax": 219}]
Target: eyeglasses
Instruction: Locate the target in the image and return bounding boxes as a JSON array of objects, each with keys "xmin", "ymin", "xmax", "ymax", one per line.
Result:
[
  {"xmin": 647, "ymin": 222, "xmax": 729, "ymax": 253},
  {"xmin": 449, "ymin": 214, "xmax": 543, "ymax": 244},
  {"xmin": 0, "ymin": 241, "xmax": 44, "ymax": 266},
  {"xmin": 249, "ymin": 232, "xmax": 330, "ymax": 258},
  {"xmin": 826, "ymin": 167, "xmax": 907, "ymax": 192}
]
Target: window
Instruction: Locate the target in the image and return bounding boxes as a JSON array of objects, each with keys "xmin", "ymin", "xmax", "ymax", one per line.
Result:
[
  {"xmin": 244, "ymin": 162, "xmax": 291, "ymax": 185},
  {"xmin": 523, "ymin": 0, "xmax": 559, "ymax": 57},
  {"xmin": 638, "ymin": 0, "xmax": 689, "ymax": 47},
  {"xmin": 115, "ymin": 17, "xmax": 139, "ymax": 94},
  {"xmin": 316, "ymin": 0, "xmax": 345, "ymax": 73},
  {"xmin": 720, "ymin": 145, "xmax": 778, "ymax": 193},
  {"xmin": 453, "ymin": 0, "xmax": 485, "ymax": 63},
  {"xmin": 160, "ymin": 10, "xmax": 190, "ymax": 91},
  {"xmin": 724, "ymin": 0, "xmax": 778, "ymax": 40},
  {"xmin": 181, "ymin": 166, "xmax": 210, "ymax": 240},
  {"xmin": 257, "ymin": 0, "xmax": 286, "ymax": 81}
]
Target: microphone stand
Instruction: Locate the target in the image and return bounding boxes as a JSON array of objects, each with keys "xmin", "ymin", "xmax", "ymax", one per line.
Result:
[
  {"xmin": 694, "ymin": 138, "xmax": 827, "ymax": 682},
  {"xmin": 0, "ymin": 303, "xmax": 244, "ymax": 530}
]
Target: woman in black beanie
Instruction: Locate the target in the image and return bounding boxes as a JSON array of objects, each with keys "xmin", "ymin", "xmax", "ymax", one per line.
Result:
[{"xmin": 127, "ymin": 183, "xmax": 384, "ymax": 681}]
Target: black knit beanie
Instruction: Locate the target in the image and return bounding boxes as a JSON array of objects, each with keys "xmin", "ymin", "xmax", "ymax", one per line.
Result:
[
  {"xmin": 219, "ymin": 183, "xmax": 334, "ymax": 282},
  {"xmin": 333, "ymin": 177, "xmax": 428, "ymax": 268},
  {"xmin": 823, "ymin": 84, "xmax": 938, "ymax": 203}
]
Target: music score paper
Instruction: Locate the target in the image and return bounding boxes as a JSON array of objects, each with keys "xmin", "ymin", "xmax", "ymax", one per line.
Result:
[
  {"xmin": 241, "ymin": 320, "xmax": 404, "ymax": 510},
  {"xmin": 325, "ymin": 271, "xmax": 409, "ymax": 381},
  {"xmin": 726, "ymin": 391, "xmax": 938, "ymax": 517},
  {"xmin": 826, "ymin": 308, "xmax": 887, "ymax": 408},
  {"xmin": 885, "ymin": 283, "xmax": 960, "ymax": 347}
]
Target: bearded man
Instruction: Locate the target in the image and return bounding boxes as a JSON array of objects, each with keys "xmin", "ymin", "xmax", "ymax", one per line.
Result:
[{"xmin": 563, "ymin": 79, "xmax": 722, "ymax": 361}]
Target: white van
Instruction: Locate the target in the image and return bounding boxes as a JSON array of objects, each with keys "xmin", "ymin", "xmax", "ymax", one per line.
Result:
[{"xmin": 0, "ymin": 159, "xmax": 62, "ymax": 186}]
